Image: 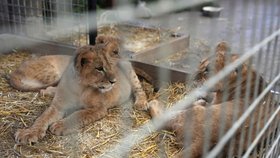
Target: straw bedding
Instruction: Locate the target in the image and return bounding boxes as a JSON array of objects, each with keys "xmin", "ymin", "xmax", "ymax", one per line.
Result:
[
  {"xmin": 98, "ymin": 24, "xmax": 176, "ymax": 53},
  {"xmin": 0, "ymin": 50, "xmax": 191, "ymax": 158}
]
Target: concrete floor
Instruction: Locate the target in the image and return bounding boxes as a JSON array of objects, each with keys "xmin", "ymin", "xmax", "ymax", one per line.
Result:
[{"xmin": 140, "ymin": 0, "xmax": 280, "ymax": 91}]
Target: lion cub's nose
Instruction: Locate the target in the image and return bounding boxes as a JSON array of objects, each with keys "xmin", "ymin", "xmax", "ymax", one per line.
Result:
[{"xmin": 109, "ymin": 78, "xmax": 117, "ymax": 84}]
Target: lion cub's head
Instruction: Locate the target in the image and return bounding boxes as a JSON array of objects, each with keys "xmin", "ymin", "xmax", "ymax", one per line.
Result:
[
  {"xmin": 194, "ymin": 42, "xmax": 238, "ymax": 87},
  {"xmin": 194, "ymin": 41, "xmax": 265, "ymax": 98},
  {"xmin": 74, "ymin": 37, "xmax": 120, "ymax": 93},
  {"xmin": 95, "ymin": 35, "xmax": 122, "ymax": 58}
]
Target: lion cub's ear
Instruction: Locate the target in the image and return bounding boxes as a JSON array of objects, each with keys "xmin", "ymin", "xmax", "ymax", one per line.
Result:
[
  {"xmin": 95, "ymin": 35, "xmax": 107, "ymax": 44},
  {"xmin": 80, "ymin": 58, "xmax": 91, "ymax": 67},
  {"xmin": 96, "ymin": 35, "xmax": 123, "ymax": 58},
  {"xmin": 215, "ymin": 41, "xmax": 230, "ymax": 54},
  {"xmin": 215, "ymin": 41, "xmax": 231, "ymax": 71},
  {"xmin": 75, "ymin": 56, "xmax": 91, "ymax": 71},
  {"xmin": 74, "ymin": 48, "xmax": 93, "ymax": 71}
]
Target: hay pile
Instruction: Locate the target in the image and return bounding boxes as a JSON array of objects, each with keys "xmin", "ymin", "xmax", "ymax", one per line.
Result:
[
  {"xmin": 98, "ymin": 24, "xmax": 175, "ymax": 53},
  {"xmin": 53, "ymin": 24, "xmax": 175, "ymax": 52},
  {"xmin": 0, "ymin": 51, "xmax": 192, "ymax": 158}
]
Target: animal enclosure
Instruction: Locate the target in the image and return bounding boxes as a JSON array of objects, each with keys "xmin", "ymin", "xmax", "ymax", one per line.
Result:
[{"xmin": 0, "ymin": 0, "xmax": 280, "ymax": 158}]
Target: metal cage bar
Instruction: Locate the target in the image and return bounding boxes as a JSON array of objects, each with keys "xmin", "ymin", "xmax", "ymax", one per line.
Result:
[{"xmin": 0, "ymin": 0, "xmax": 279, "ymax": 157}]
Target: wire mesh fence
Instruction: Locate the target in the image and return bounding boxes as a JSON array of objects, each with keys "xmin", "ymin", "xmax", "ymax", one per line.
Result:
[
  {"xmin": 0, "ymin": 0, "xmax": 280, "ymax": 158},
  {"xmin": 0, "ymin": 0, "xmax": 89, "ymax": 46}
]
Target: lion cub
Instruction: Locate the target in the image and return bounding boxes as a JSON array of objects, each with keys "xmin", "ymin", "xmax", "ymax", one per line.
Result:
[
  {"xmin": 15, "ymin": 42, "xmax": 147, "ymax": 144},
  {"xmin": 9, "ymin": 55, "xmax": 70, "ymax": 93},
  {"xmin": 148, "ymin": 42, "xmax": 275, "ymax": 158},
  {"xmin": 9, "ymin": 35, "xmax": 152, "ymax": 96},
  {"xmin": 9, "ymin": 36, "xmax": 121, "ymax": 95}
]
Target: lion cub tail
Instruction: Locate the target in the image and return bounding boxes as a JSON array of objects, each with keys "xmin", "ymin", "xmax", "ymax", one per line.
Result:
[
  {"xmin": 8, "ymin": 70, "xmax": 53, "ymax": 92},
  {"xmin": 9, "ymin": 70, "xmax": 38, "ymax": 91}
]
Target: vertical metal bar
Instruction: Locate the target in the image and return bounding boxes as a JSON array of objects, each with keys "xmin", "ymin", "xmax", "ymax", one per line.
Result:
[
  {"xmin": 233, "ymin": 60, "xmax": 246, "ymax": 158},
  {"xmin": 0, "ymin": 1, "xmax": 4, "ymax": 33},
  {"xmin": 183, "ymin": 111, "xmax": 194, "ymax": 158},
  {"xmin": 255, "ymin": 1, "xmax": 278, "ymax": 157},
  {"xmin": 253, "ymin": 41, "xmax": 275, "ymax": 158},
  {"xmin": 261, "ymin": 31, "xmax": 280, "ymax": 152},
  {"xmin": 84, "ymin": 0, "xmax": 88, "ymax": 45},
  {"xmin": 221, "ymin": 0, "xmax": 239, "ymax": 156},
  {"xmin": 234, "ymin": 3, "xmax": 262, "ymax": 156},
  {"xmin": 268, "ymin": 131, "xmax": 280, "ymax": 157},
  {"xmin": 249, "ymin": 0, "xmax": 260, "ymax": 48},
  {"xmin": 50, "ymin": 0, "xmax": 54, "ymax": 28},
  {"xmin": 30, "ymin": 0, "xmax": 33, "ymax": 16},
  {"xmin": 23, "ymin": 0, "xmax": 27, "ymax": 35},
  {"xmin": 214, "ymin": 46, "xmax": 236, "ymax": 157},
  {"xmin": 201, "ymin": 104, "xmax": 214, "ymax": 157},
  {"xmin": 268, "ymin": 0, "xmax": 276, "ymax": 36},
  {"xmin": 271, "ymin": 40, "xmax": 280, "ymax": 152},
  {"xmin": 9, "ymin": 0, "xmax": 14, "ymax": 33},
  {"xmin": 228, "ymin": 0, "xmax": 252, "ymax": 156},
  {"xmin": 265, "ymin": 2, "xmax": 280, "ymax": 151},
  {"xmin": 226, "ymin": 1, "xmax": 250, "ymax": 157},
  {"xmin": 242, "ymin": 100, "xmax": 280, "ymax": 158},
  {"xmin": 14, "ymin": 0, "xmax": 18, "ymax": 33},
  {"xmin": 263, "ymin": 39, "xmax": 280, "ymax": 157},
  {"xmin": 251, "ymin": 44, "xmax": 272, "ymax": 158},
  {"xmin": 265, "ymin": 90, "xmax": 279, "ymax": 158},
  {"xmin": 87, "ymin": 0, "xmax": 97, "ymax": 45},
  {"xmin": 42, "ymin": 0, "xmax": 48, "ymax": 25},
  {"xmin": 259, "ymin": 0, "xmax": 268, "ymax": 42},
  {"xmin": 16, "ymin": 0, "xmax": 22, "ymax": 34},
  {"xmin": 3, "ymin": 0, "xmax": 11, "ymax": 33},
  {"xmin": 182, "ymin": 2, "xmax": 199, "ymax": 157},
  {"xmin": 199, "ymin": 1, "xmax": 223, "ymax": 157},
  {"xmin": 103, "ymin": 0, "xmax": 114, "ymax": 9},
  {"xmin": 236, "ymin": 54, "xmax": 255, "ymax": 158},
  {"xmin": 71, "ymin": 0, "xmax": 76, "ymax": 46},
  {"xmin": 236, "ymin": 1, "xmax": 268, "ymax": 157}
]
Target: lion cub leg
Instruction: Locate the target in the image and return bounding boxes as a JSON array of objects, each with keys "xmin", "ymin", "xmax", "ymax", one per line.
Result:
[
  {"xmin": 120, "ymin": 61, "xmax": 148, "ymax": 110},
  {"xmin": 49, "ymin": 106, "xmax": 107, "ymax": 135},
  {"xmin": 40, "ymin": 86, "xmax": 57, "ymax": 96},
  {"xmin": 148, "ymin": 99, "xmax": 164, "ymax": 118},
  {"xmin": 148, "ymin": 99, "xmax": 207, "ymax": 158},
  {"xmin": 15, "ymin": 104, "xmax": 64, "ymax": 144},
  {"xmin": 128, "ymin": 66, "xmax": 148, "ymax": 110}
]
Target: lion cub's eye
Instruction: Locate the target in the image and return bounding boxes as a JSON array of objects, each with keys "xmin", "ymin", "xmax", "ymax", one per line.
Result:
[
  {"xmin": 204, "ymin": 66, "xmax": 210, "ymax": 75},
  {"xmin": 111, "ymin": 50, "xmax": 119, "ymax": 58},
  {"xmin": 81, "ymin": 58, "xmax": 90, "ymax": 67},
  {"xmin": 113, "ymin": 50, "xmax": 119, "ymax": 55},
  {"xmin": 95, "ymin": 66, "xmax": 104, "ymax": 72}
]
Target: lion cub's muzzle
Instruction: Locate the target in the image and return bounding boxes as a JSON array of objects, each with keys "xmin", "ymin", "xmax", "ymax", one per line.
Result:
[{"xmin": 98, "ymin": 78, "xmax": 116, "ymax": 93}]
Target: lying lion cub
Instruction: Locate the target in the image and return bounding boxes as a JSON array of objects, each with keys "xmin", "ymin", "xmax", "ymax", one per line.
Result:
[
  {"xmin": 148, "ymin": 42, "xmax": 276, "ymax": 158},
  {"xmin": 9, "ymin": 36, "xmax": 121, "ymax": 95},
  {"xmin": 15, "ymin": 41, "xmax": 147, "ymax": 144}
]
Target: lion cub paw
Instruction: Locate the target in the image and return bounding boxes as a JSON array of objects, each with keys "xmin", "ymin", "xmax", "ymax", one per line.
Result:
[
  {"xmin": 40, "ymin": 86, "xmax": 57, "ymax": 96},
  {"xmin": 134, "ymin": 97, "xmax": 148, "ymax": 111},
  {"xmin": 15, "ymin": 128, "xmax": 46, "ymax": 144},
  {"xmin": 194, "ymin": 99, "xmax": 208, "ymax": 106},
  {"xmin": 49, "ymin": 120, "xmax": 75, "ymax": 136},
  {"xmin": 148, "ymin": 100, "xmax": 164, "ymax": 118}
]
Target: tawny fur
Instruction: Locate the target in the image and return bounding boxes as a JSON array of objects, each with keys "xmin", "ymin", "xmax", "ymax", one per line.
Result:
[
  {"xmin": 15, "ymin": 43, "xmax": 148, "ymax": 144},
  {"xmin": 9, "ymin": 36, "xmax": 119, "ymax": 93},
  {"xmin": 194, "ymin": 41, "xmax": 265, "ymax": 104},
  {"xmin": 9, "ymin": 55, "xmax": 71, "ymax": 92},
  {"xmin": 148, "ymin": 42, "xmax": 278, "ymax": 158},
  {"xmin": 9, "ymin": 35, "xmax": 153, "ymax": 94}
]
